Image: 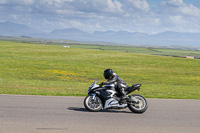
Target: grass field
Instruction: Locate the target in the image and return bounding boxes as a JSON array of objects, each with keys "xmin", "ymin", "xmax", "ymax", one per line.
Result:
[
  {"xmin": 0, "ymin": 41, "xmax": 200, "ymax": 99},
  {"xmin": 66, "ymin": 44, "xmax": 200, "ymax": 58}
]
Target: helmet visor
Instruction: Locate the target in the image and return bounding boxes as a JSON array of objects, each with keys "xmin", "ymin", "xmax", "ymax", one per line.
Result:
[{"xmin": 104, "ymin": 73, "xmax": 110, "ymax": 79}]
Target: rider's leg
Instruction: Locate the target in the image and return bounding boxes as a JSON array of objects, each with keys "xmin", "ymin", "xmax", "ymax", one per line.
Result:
[{"xmin": 119, "ymin": 88, "xmax": 128, "ymax": 104}]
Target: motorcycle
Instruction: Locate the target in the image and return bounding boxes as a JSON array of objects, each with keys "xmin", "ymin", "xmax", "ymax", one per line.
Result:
[{"xmin": 84, "ymin": 80, "xmax": 148, "ymax": 113}]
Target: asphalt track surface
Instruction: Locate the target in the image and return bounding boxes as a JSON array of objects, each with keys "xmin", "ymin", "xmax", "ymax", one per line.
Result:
[{"xmin": 0, "ymin": 95, "xmax": 200, "ymax": 133}]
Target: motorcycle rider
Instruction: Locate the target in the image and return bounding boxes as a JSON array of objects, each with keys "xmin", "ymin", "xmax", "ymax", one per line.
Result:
[{"xmin": 101, "ymin": 69, "xmax": 129, "ymax": 104}]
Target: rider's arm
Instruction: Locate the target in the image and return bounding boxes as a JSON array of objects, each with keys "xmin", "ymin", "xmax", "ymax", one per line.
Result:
[{"xmin": 104, "ymin": 75, "xmax": 117, "ymax": 84}]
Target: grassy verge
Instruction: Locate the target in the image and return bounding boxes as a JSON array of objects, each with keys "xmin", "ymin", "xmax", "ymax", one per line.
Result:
[
  {"xmin": 63, "ymin": 44, "xmax": 200, "ymax": 58},
  {"xmin": 0, "ymin": 41, "xmax": 200, "ymax": 99}
]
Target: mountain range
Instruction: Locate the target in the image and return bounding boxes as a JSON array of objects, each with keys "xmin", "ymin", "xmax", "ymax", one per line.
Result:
[{"xmin": 0, "ymin": 21, "xmax": 200, "ymax": 48}]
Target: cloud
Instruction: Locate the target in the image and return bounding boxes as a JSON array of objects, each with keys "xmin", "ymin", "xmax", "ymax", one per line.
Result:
[
  {"xmin": 0, "ymin": 0, "xmax": 34, "ymax": 6},
  {"xmin": 124, "ymin": 0, "xmax": 150, "ymax": 12},
  {"xmin": 157, "ymin": 0, "xmax": 200, "ymax": 32},
  {"xmin": 167, "ymin": 0, "xmax": 183, "ymax": 5},
  {"xmin": 161, "ymin": 0, "xmax": 200, "ymax": 16},
  {"xmin": 0, "ymin": 0, "xmax": 200, "ymax": 33},
  {"xmin": 28, "ymin": 0, "xmax": 124, "ymax": 16},
  {"xmin": 74, "ymin": 0, "xmax": 123, "ymax": 14}
]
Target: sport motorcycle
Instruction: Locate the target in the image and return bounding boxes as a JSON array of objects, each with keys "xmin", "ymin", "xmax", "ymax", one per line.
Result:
[{"xmin": 84, "ymin": 80, "xmax": 148, "ymax": 113}]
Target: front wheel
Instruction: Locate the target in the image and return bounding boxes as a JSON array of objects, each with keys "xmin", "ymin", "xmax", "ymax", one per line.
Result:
[
  {"xmin": 128, "ymin": 94, "xmax": 148, "ymax": 113},
  {"xmin": 84, "ymin": 95, "xmax": 103, "ymax": 112}
]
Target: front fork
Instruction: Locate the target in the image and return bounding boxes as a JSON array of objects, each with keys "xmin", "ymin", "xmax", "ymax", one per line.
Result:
[
  {"xmin": 89, "ymin": 93, "xmax": 98, "ymax": 104},
  {"xmin": 89, "ymin": 93, "xmax": 104, "ymax": 108},
  {"xmin": 90, "ymin": 93, "xmax": 96, "ymax": 100}
]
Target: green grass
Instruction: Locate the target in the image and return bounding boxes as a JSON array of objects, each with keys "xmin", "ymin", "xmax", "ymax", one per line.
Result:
[
  {"xmin": 0, "ymin": 41, "xmax": 200, "ymax": 99},
  {"xmin": 66, "ymin": 44, "xmax": 200, "ymax": 58}
]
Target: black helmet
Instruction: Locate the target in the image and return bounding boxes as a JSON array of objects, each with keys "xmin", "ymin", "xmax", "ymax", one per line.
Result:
[{"xmin": 104, "ymin": 69, "xmax": 113, "ymax": 79}]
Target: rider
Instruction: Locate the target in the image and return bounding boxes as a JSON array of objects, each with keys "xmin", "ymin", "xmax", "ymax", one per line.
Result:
[{"xmin": 101, "ymin": 69, "xmax": 129, "ymax": 104}]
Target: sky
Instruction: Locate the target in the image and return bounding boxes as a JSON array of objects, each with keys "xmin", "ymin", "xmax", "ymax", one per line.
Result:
[{"xmin": 0, "ymin": 0, "xmax": 200, "ymax": 34}]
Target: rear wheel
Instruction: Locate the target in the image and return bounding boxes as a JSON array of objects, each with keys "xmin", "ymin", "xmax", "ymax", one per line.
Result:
[
  {"xmin": 128, "ymin": 94, "xmax": 148, "ymax": 113},
  {"xmin": 84, "ymin": 95, "xmax": 103, "ymax": 112}
]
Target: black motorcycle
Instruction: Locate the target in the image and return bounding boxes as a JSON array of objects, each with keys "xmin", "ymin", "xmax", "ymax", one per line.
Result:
[{"xmin": 84, "ymin": 80, "xmax": 148, "ymax": 113}]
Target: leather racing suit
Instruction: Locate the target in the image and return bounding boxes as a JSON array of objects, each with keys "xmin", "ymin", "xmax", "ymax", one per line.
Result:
[{"xmin": 104, "ymin": 73, "xmax": 128, "ymax": 97}]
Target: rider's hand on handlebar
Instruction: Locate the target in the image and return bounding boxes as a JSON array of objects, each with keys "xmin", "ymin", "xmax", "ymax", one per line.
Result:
[{"xmin": 100, "ymin": 82, "xmax": 105, "ymax": 86}]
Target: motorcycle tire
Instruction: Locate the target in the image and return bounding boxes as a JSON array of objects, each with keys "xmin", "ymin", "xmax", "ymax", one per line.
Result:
[
  {"xmin": 128, "ymin": 94, "xmax": 148, "ymax": 113},
  {"xmin": 84, "ymin": 95, "xmax": 103, "ymax": 112}
]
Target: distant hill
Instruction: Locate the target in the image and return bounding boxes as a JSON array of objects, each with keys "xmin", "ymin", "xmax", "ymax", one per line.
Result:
[
  {"xmin": 151, "ymin": 31, "xmax": 200, "ymax": 47},
  {"xmin": 0, "ymin": 21, "xmax": 40, "ymax": 36},
  {"xmin": 93, "ymin": 30, "xmax": 153, "ymax": 44},
  {"xmin": 0, "ymin": 21, "xmax": 200, "ymax": 48},
  {"xmin": 49, "ymin": 28, "xmax": 92, "ymax": 41},
  {"xmin": 92, "ymin": 30, "xmax": 200, "ymax": 47}
]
